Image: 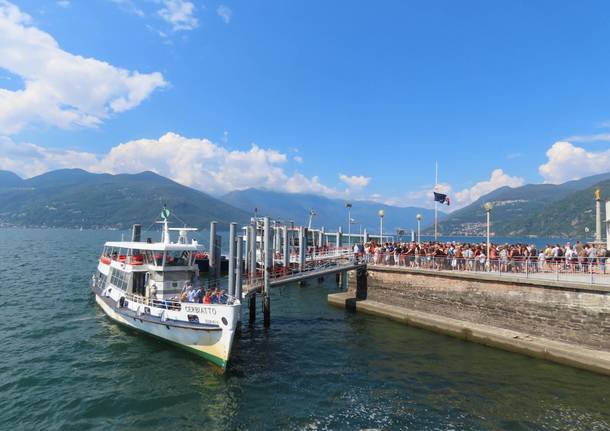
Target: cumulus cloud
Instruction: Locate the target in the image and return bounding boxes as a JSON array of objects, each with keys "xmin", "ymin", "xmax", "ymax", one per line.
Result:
[
  {"xmin": 0, "ymin": 1, "xmax": 166, "ymax": 134},
  {"xmin": 216, "ymin": 5, "xmax": 232, "ymax": 24},
  {"xmin": 454, "ymin": 169, "xmax": 524, "ymax": 205},
  {"xmin": 158, "ymin": 0, "xmax": 198, "ymax": 31},
  {"xmin": 339, "ymin": 174, "xmax": 371, "ymax": 189},
  {"xmin": 539, "ymin": 141, "xmax": 610, "ymax": 184},
  {"xmin": 0, "ymin": 132, "xmax": 344, "ymax": 197}
]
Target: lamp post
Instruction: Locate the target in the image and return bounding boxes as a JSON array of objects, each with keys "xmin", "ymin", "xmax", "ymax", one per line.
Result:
[
  {"xmin": 484, "ymin": 202, "xmax": 493, "ymax": 270},
  {"xmin": 345, "ymin": 203, "xmax": 352, "ymax": 247},
  {"xmin": 416, "ymin": 213, "xmax": 422, "ymax": 244},
  {"xmin": 378, "ymin": 209, "xmax": 385, "ymax": 245}
]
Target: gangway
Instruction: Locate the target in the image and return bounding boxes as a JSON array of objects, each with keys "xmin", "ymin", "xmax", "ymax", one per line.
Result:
[{"xmin": 211, "ymin": 217, "xmax": 368, "ymax": 327}]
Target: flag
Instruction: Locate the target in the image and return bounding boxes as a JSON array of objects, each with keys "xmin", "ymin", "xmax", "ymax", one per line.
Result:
[{"xmin": 434, "ymin": 192, "xmax": 450, "ymax": 206}]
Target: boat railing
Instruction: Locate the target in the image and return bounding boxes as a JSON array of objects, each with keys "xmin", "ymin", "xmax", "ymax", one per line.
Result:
[{"xmin": 120, "ymin": 290, "xmax": 239, "ymax": 311}]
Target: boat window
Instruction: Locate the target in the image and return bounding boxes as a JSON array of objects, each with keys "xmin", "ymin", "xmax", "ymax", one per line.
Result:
[
  {"xmin": 165, "ymin": 250, "xmax": 190, "ymax": 266},
  {"xmin": 109, "ymin": 268, "xmax": 131, "ymax": 291}
]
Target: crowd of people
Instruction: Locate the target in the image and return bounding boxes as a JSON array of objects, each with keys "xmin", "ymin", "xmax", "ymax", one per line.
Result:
[{"xmin": 352, "ymin": 240, "xmax": 610, "ymax": 273}]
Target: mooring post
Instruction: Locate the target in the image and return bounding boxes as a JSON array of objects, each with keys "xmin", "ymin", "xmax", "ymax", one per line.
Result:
[
  {"xmin": 356, "ymin": 265, "xmax": 367, "ymax": 300},
  {"xmin": 209, "ymin": 221, "xmax": 217, "ymax": 282},
  {"xmin": 263, "ymin": 216, "xmax": 271, "ymax": 327},
  {"xmin": 228, "ymin": 222, "xmax": 236, "ymax": 297},
  {"xmin": 299, "ymin": 227, "xmax": 306, "ymax": 271},
  {"xmin": 249, "ymin": 293, "xmax": 256, "ymax": 324},
  {"xmin": 249, "ymin": 222, "xmax": 257, "ymax": 280},
  {"xmin": 282, "ymin": 225, "xmax": 289, "ymax": 268},
  {"xmin": 336, "ymin": 227, "xmax": 343, "ymax": 250},
  {"xmin": 236, "ymin": 236, "xmax": 243, "ymax": 324}
]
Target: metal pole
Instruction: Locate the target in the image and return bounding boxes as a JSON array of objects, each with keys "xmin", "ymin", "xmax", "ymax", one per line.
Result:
[
  {"xmin": 263, "ymin": 217, "xmax": 271, "ymax": 327},
  {"xmin": 228, "ymin": 222, "xmax": 236, "ymax": 297},
  {"xmin": 283, "ymin": 226, "xmax": 289, "ymax": 268},
  {"xmin": 417, "ymin": 220, "xmax": 420, "ymax": 244},
  {"xmin": 249, "ymin": 222, "xmax": 256, "ymax": 279},
  {"xmin": 209, "ymin": 221, "xmax": 217, "ymax": 281},
  {"xmin": 347, "ymin": 206, "xmax": 352, "ymax": 247},
  {"xmin": 299, "ymin": 227, "xmax": 306, "ymax": 270},
  {"xmin": 236, "ymin": 236, "xmax": 243, "ymax": 323},
  {"xmin": 434, "ymin": 160, "xmax": 438, "ymax": 241},
  {"xmin": 380, "ymin": 217, "xmax": 383, "ymax": 245},
  {"xmin": 486, "ymin": 211, "xmax": 490, "ymax": 271}
]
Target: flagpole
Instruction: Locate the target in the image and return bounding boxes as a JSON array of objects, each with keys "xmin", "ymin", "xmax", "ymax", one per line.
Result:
[{"xmin": 434, "ymin": 161, "xmax": 438, "ymax": 241}]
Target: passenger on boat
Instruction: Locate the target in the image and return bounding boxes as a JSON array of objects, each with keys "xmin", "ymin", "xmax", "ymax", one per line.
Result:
[
  {"xmin": 215, "ymin": 290, "xmax": 227, "ymax": 304},
  {"xmin": 187, "ymin": 287, "xmax": 197, "ymax": 302},
  {"xmin": 203, "ymin": 291, "xmax": 212, "ymax": 304}
]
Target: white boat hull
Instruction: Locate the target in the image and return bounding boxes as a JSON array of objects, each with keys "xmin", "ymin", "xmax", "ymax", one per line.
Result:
[{"xmin": 95, "ymin": 293, "xmax": 237, "ymax": 369}]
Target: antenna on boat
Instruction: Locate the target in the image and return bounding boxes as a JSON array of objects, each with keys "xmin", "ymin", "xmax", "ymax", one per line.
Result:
[
  {"xmin": 307, "ymin": 209, "xmax": 316, "ymax": 230},
  {"xmin": 160, "ymin": 204, "xmax": 171, "ymax": 244}
]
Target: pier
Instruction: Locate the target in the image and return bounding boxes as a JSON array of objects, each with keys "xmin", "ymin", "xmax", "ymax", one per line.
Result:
[{"xmin": 205, "ymin": 217, "xmax": 610, "ymax": 376}]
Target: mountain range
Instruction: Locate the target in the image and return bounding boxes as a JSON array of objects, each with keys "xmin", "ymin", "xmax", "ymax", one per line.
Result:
[
  {"xmin": 0, "ymin": 169, "xmax": 436, "ymax": 232},
  {"xmin": 3, "ymin": 167, "xmax": 610, "ymax": 238},
  {"xmin": 0, "ymin": 169, "xmax": 250, "ymax": 229}
]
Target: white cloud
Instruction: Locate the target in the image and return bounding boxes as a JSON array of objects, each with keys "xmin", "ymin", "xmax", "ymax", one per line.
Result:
[
  {"xmin": 56, "ymin": 1, "xmax": 70, "ymax": 8},
  {"xmin": 339, "ymin": 174, "xmax": 371, "ymax": 189},
  {"xmin": 293, "ymin": 155, "xmax": 303, "ymax": 163},
  {"xmin": 158, "ymin": 0, "xmax": 197, "ymax": 31},
  {"xmin": 0, "ymin": 136, "xmax": 98, "ymax": 178},
  {"xmin": 111, "ymin": 0, "xmax": 145, "ymax": 17},
  {"xmin": 562, "ymin": 133, "xmax": 610, "ymax": 143},
  {"xmin": 454, "ymin": 169, "xmax": 524, "ymax": 205},
  {"xmin": 216, "ymin": 5, "xmax": 232, "ymax": 24},
  {"xmin": 0, "ymin": 1, "xmax": 166, "ymax": 134},
  {"xmin": 539, "ymin": 141, "xmax": 610, "ymax": 184},
  {"xmin": 0, "ymin": 132, "xmax": 344, "ymax": 197}
]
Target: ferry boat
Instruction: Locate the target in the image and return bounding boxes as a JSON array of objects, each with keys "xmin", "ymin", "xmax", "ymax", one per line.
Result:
[{"xmin": 91, "ymin": 210, "xmax": 240, "ymax": 370}]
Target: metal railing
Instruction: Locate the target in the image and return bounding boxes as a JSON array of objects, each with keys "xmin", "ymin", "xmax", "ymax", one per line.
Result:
[{"xmin": 363, "ymin": 253, "xmax": 610, "ymax": 286}]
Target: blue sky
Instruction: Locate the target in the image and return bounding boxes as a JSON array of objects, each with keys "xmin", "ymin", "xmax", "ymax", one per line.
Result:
[{"xmin": 2, "ymin": 0, "xmax": 610, "ymax": 209}]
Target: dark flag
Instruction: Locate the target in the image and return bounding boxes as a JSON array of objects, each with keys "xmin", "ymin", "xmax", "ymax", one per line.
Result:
[{"xmin": 434, "ymin": 192, "xmax": 450, "ymax": 206}]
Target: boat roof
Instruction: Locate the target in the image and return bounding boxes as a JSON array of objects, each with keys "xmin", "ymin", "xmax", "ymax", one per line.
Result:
[{"xmin": 104, "ymin": 241, "xmax": 201, "ymax": 251}]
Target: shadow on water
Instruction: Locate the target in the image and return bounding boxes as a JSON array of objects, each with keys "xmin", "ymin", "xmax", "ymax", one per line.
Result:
[{"xmin": 0, "ymin": 228, "xmax": 609, "ymax": 430}]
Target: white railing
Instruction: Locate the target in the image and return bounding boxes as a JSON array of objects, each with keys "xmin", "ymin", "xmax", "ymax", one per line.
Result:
[{"xmin": 363, "ymin": 254, "xmax": 610, "ymax": 286}]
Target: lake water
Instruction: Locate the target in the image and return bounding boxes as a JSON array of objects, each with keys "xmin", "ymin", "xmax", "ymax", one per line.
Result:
[{"xmin": 1, "ymin": 228, "xmax": 609, "ymax": 430}]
